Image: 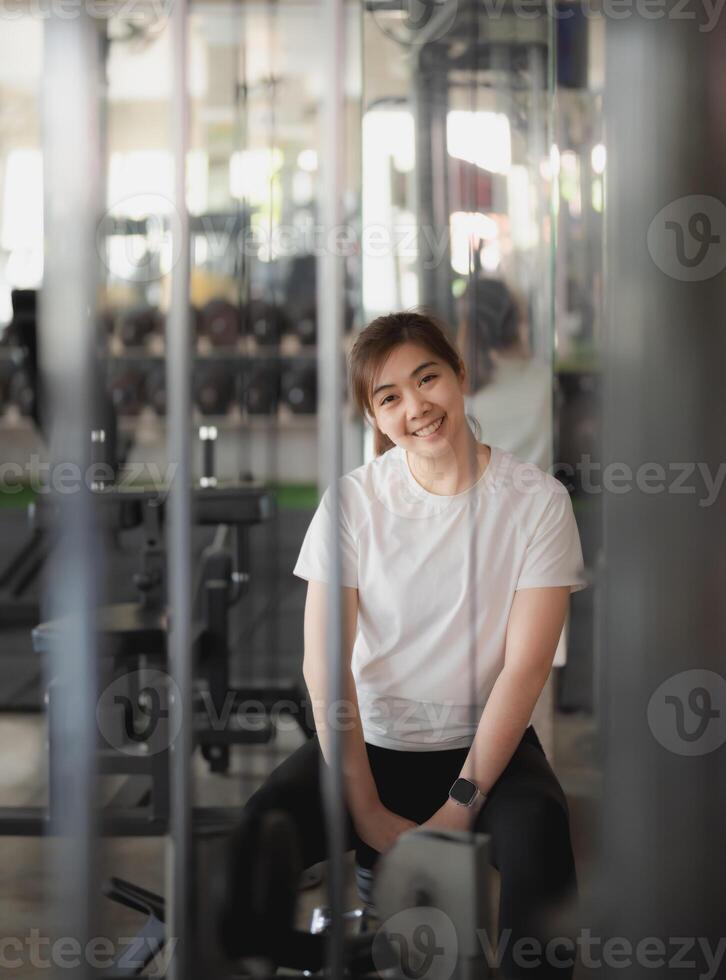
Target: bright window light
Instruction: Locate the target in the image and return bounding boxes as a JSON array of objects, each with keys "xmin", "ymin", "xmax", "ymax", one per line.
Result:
[
  {"xmin": 187, "ymin": 150, "xmax": 209, "ymax": 215},
  {"xmin": 297, "ymin": 149, "xmax": 318, "ymax": 172},
  {"xmin": 108, "ymin": 152, "xmax": 175, "ymax": 216},
  {"xmin": 507, "ymin": 165, "xmax": 538, "ymax": 250},
  {"xmin": 447, "ymin": 111, "xmax": 511, "ymax": 175},
  {"xmin": 2, "ymin": 150, "xmax": 43, "ymax": 251},
  {"xmin": 560, "ymin": 151, "xmax": 581, "ymax": 219},
  {"xmin": 362, "ymin": 110, "xmax": 416, "ymax": 313},
  {"xmin": 550, "ymin": 143, "xmax": 561, "ymax": 177},
  {"xmin": 591, "ymin": 143, "xmax": 606, "ymax": 175},
  {"xmin": 449, "ymin": 211, "xmax": 498, "ymax": 276},
  {"xmin": 229, "ymin": 149, "xmax": 283, "ymax": 205}
]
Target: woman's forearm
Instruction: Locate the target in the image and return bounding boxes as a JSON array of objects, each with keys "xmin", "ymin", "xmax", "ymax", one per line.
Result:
[
  {"xmin": 303, "ymin": 662, "xmax": 380, "ymax": 818},
  {"xmin": 458, "ymin": 662, "xmax": 550, "ymax": 794}
]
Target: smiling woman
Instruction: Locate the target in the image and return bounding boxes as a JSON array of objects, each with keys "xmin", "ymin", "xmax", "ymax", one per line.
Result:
[
  {"xmin": 349, "ymin": 311, "xmax": 490, "ymax": 495},
  {"xmin": 228, "ymin": 309, "xmax": 589, "ymax": 978},
  {"xmin": 348, "ymin": 310, "xmax": 493, "ymax": 496}
]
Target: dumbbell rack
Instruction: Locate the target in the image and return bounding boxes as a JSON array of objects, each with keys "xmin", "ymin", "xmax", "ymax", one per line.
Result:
[{"xmin": 0, "ymin": 479, "xmax": 313, "ymax": 838}]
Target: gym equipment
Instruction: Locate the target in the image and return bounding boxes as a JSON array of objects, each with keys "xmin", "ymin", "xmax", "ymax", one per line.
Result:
[
  {"xmin": 144, "ymin": 363, "xmax": 167, "ymax": 416},
  {"xmin": 118, "ymin": 305, "xmax": 164, "ymax": 349},
  {"xmin": 103, "ymin": 814, "xmax": 494, "ymax": 979},
  {"xmin": 242, "ymin": 360, "xmax": 280, "ymax": 415},
  {"xmin": 246, "ymin": 299, "xmax": 290, "ymax": 348},
  {"xmin": 294, "ymin": 306, "xmax": 317, "ymax": 346},
  {"xmin": 199, "ymin": 424, "xmax": 217, "ymax": 486},
  {"xmin": 0, "ymin": 474, "xmax": 312, "ymax": 836},
  {"xmin": 283, "ymin": 254, "xmax": 356, "ymax": 345},
  {"xmin": 199, "ymin": 298, "xmax": 240, "ymax": 348},
  {"xmin": 0, "ymin": 292, "xmax": 128, "ymax": 623},
  {"xmin": 105, "ymin": 810, "xmax": 392, "ymax": 979},
  {"xmin": 280, "ymin": 362, "xmax": 317, "ymax": 414},
  {"xmin": 108, "ymin": 365, "xmax": 146, "ymax": 416},
  {"xmin": 193, "ymin": 363, "xmax": 236, "ymax": 416},
  {"xmin": 5, "ymin": 290, "xmax": 40, "ymax": 422},
  {"xmin": 375, "ymin": 828, "xmax": 494, "ymax": 980},
  {"xmin": 0, "ymin": 505, "xmax": 55, "ymax": 627},
  {"xmin": 555, "ymin": 369, "xmax": 600, "ymax": 499}
]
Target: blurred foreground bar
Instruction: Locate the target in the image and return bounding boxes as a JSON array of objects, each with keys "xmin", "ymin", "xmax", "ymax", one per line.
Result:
[{"xmin": 594, "ymin": 18, "xmax": 726, "ymax": 978}]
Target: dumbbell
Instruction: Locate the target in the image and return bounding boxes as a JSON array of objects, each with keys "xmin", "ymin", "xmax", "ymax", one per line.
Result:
[
  {"xmin": 144, "ymin": 364, "xmax": 167, "ymax": 417},
  {"xmin": 292, "ymin": 306, "xmax": 316, "ymax": 346},
  {"xmin": 246, "ymin": 300, "xmax": 290, "ymax": 348},
  {"xmin": 242, "ymin": 361, "xmax": 280, "ymax": 415},
  {"xmin": 280, "ymin": 363, "xmax": 317, "ymax": 414},
  {"xmin": 289, "ymin": 304, "xmax": 353, "ymax": 346},
  {"xmin": 199, "ymin": 299, "xmax": 240, "ymax": 348},
  {"xmin": 118, "ymin": 305, "xmax": 164, "ymax": 349},
  {"xmin": 108, "ymin": 365, "xmax": 146, "ymax": 416},
  {"xmin": 98, "ymin": 309, "xmax": 116, "ymax": 339},
  {"xmin": 194, "ymin": 364, "xmax": 236, "ymax": 416}
]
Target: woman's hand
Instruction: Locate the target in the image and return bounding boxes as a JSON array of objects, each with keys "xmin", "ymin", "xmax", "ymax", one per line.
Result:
[{"xmin": 353, "ymin": 800, "xmax": 418, "ymax": 855}]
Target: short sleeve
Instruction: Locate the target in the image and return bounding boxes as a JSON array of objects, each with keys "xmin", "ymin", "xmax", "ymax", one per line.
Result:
[
  {"xmin": 293, "ymin": 485, "xmax": 358, "ymax": 588},
  {"xmin": 515, "ymin": 489, "xmax": 587, "ymax": 593}
]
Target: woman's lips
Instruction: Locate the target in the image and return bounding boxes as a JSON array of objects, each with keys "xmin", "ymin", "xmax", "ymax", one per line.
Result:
[{"xmin": 412, "ymin": 415, "xmax": 445, "ymax": 438}]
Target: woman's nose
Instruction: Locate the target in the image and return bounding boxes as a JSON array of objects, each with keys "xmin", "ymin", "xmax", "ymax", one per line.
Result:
[{"xmin": 406, "ymin": 391, "xmax": 431, "ymax": 419}]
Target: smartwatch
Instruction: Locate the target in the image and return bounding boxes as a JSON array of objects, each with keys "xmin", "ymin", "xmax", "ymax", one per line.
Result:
[{"xmin": 448, "ymin": 777, "xmax": 485, "ymax": 808}]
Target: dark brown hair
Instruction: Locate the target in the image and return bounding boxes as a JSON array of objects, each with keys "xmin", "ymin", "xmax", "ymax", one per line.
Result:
[{"xmin": 348, "ymin": 310, "xmax": 464, "ymax": 455}]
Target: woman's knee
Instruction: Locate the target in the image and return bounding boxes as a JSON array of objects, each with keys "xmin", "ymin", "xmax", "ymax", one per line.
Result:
[{"xmin": 483, "ymin": 793, "xmax": 573, "ymax": 870}]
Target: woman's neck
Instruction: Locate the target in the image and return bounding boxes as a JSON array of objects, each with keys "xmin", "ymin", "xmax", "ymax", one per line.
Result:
[{"xmin": 406, "ymin": 427, "xmax": 490, "ymax": 496}]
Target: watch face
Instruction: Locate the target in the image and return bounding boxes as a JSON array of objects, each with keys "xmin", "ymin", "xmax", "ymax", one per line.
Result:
[{"xmin": 450, "ymin": 778, "xmax": 477, "ymax": 806}]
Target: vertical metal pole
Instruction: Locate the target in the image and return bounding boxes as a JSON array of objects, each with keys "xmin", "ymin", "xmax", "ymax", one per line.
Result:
[
  {"xmin": 166, "ymin": 0, "xmax": 192, "ymax": 975},
  {"xmin": 41, "ymin": 13, "xmax": 103, "ymax": 978},
  {"xmin": 528, "ymin": 41, "xmax": 552, "ymax": 368},
  {"xmin": 318, "ymin": 0, "xmax": 346, "ymax": 971},
  {"xmin": 590, "ymin": 20, "xmax": 726, "ymax": 977},
  {"xmin": 413, "ymin": 47, "xmax": 452, "ymax": 323}
]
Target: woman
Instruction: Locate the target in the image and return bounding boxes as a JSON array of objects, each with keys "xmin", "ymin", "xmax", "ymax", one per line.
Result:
[{"xmin": 230, "ymin": 311, "xmax": 586, "ymax": 979}]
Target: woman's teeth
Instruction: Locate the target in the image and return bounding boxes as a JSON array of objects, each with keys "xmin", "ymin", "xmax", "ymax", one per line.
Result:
[{"xmin": 413, "ymin": 416, "xmax": 444, "ymax": 437}]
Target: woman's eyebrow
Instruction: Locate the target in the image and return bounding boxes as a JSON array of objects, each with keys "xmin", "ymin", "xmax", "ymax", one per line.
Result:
[{"xmin": 372, "ymin": 361, "xmax": 438, "ymax": 398}]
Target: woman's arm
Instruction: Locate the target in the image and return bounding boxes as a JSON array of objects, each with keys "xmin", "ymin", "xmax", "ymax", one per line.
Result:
[
  {"xmin": 301, "ymin": 579, "xmax": 380, "ymax": 819},
  {"xmin": 422, "ymin": 585, "xmax": 570, "ymax": 830}
]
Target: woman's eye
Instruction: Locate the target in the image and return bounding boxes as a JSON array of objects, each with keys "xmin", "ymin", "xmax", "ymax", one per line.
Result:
[{"xmin": 380, "ymin": 376, "xmax": 435, "ymax": 406}]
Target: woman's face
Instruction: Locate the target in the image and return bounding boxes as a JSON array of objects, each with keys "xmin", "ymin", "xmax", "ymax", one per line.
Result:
[{"xmin": 369, "ymin": 341, "xmax": 467, "ymax": 457}]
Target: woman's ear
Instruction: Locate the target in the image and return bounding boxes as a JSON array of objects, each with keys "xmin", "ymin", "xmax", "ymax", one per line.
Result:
[{"xmin": 458, "ymin": 360, "xmax": 471, "ymax": 396}]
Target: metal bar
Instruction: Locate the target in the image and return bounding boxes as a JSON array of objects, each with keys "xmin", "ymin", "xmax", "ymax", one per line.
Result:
[
  {"xmin": 317, "ymin": 0, "xmax": 346, "ymax": 971},
  {"xmin": 166, "ymin": 0, "xmax": 193, "ymax": 974},
  {"xmin": 592, "ymin": 20, "xmax": 726, "ymax": 976},
  {"xmin": 41, "ymin": 13, "xmax": 104, "ymax": 977}
]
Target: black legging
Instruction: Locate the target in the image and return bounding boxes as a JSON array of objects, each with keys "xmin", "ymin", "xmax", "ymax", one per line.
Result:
[{"xmin": 244, "ymin": 725, "xmax": 578, "ymax": 979}]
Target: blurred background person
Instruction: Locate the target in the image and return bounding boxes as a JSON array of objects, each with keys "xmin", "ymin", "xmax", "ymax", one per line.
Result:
[{"xmin": 458, "ymin": 276, "xmax": 552, "ymax": 472}]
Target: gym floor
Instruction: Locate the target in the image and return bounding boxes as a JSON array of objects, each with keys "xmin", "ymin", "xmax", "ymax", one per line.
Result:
[{"xmin": 0, "ymin": 504, "xmax": 601, "ymax": 978}]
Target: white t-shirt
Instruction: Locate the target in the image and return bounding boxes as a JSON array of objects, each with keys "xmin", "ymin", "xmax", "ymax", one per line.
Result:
[{"xmin": 293, "ymin": 444, "xmax": 587, "ymax": 751}]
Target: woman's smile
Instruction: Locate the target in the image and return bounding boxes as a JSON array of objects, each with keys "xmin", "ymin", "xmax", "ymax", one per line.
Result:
[{"xmin": 411, "ymin": 414, "xmax": 445, "ymax": 439}]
